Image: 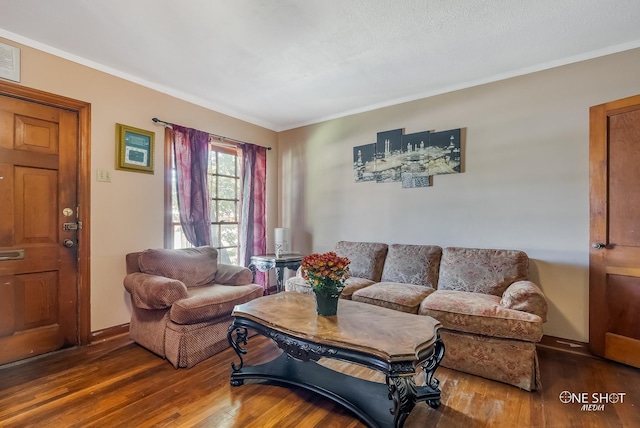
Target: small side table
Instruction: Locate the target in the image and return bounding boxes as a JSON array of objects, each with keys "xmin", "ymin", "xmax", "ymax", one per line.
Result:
[{"xmin": 249, "ymin": 253, "xmax": 304, "ymax": 293}]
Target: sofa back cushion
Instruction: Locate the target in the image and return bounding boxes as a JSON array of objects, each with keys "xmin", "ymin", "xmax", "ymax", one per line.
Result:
[
  {"xmin": 438, "ymin": 247, "xmax": 529, "ymax": 296},
  {"xmin": 138, "ymin": 246, "xmax": 218, "ymax": 287},
  {"xmin": 126, "ymin": 252, "xmax": 143, "ymax": 274},
  {"xmin": 380, "ymin": 244, "xmax": 442, "ymax": 287},
  {"xmin": 334, "ymin": 241, "xmax": 388, "ymax": 282}
]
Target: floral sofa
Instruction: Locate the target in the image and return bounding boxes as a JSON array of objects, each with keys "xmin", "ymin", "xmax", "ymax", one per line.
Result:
[{"xmin": 285, "ymin": 241, "xmax": 547, "ymax": 391}]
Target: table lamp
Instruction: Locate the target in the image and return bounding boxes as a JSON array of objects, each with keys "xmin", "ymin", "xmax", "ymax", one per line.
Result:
[{"xmin": 274, "ymin": 228, "xmax": 290, "ymax": 257}]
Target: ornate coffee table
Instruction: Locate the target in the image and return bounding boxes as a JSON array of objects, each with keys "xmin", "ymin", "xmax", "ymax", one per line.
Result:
[{"xmin": 227, "ymin": 292, "xmax": 444, "ymax": 428}]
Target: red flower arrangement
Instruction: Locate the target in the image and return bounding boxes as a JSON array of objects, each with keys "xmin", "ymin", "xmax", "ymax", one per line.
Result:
[{"xmin": 301, "ymin": 251, "xmax": 350, "ymax": 297}]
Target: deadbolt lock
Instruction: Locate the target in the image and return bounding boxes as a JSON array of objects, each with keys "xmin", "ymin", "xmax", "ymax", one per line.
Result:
[{"xmin": 63, "ymin": 222, "xmax": 82, "ymax": 231}]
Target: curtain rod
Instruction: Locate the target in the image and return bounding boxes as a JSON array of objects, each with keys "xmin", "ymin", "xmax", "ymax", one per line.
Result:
[{"xmin": 152, "ymin": 117, "xmax": 272, "ymax": 150}]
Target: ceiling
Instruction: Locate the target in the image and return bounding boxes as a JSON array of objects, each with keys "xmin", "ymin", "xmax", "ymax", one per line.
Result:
[{"xmin": 1, "ymin": 1, "xmax": 640, "ymax": 131}]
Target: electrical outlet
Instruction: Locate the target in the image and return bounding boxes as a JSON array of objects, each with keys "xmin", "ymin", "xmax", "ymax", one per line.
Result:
[{"xmin": 97, "ymin": 168, "xmax": 111, "ymax": 182}]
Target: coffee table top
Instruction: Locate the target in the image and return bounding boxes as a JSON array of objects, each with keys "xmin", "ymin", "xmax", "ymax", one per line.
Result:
[{"xmin": 232, "ymin": 292, "xmax": 441, "ymax": 364}]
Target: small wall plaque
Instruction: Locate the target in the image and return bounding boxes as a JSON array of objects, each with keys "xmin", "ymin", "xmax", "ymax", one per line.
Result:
[{"xmin": 0, "ymin": 41, "xmax": 21, "ymax": 83}]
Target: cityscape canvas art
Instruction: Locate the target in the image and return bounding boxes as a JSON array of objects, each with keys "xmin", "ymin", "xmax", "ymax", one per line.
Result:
[{"xmin": 353, "ymin": 127, "xmax": 462, "ymax": 188}]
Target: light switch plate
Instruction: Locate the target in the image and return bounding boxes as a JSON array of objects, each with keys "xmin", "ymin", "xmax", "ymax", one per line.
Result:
[{"xmin": 97, "ymin": 168, "xmax": 111, "ymax": 182}]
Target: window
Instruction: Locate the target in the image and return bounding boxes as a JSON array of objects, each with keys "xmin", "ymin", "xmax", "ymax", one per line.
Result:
[{"xmin": 168, "ymin": 138, "xmax": 241, "ymax": 265}]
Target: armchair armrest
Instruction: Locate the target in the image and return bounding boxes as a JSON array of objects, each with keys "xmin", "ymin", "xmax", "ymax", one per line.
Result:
[
  {"xmin": 123, "ymin": 272, "xmax": 189, "ymax": 310},
  {"xmin": 214, "ymin": 264, "xmax": 253, "ymax": 285},
  {"xmin": 500, "ymin": 280, "xmax": 548, "ymax": 322}
]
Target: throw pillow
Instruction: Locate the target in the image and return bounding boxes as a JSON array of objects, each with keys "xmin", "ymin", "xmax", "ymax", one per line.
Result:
[{"xmin": 139, "ymin": 246, "xmax": 218, "ymax": 287}]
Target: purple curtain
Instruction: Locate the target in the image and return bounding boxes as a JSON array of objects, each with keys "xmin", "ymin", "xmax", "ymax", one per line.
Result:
[
  {"xmin": 239, "ymin": 143, "xmax": 267, "ymax": 290},
  {"xmin": 172, "ymin": 125, "xmax": 211, "ymax": 247}
]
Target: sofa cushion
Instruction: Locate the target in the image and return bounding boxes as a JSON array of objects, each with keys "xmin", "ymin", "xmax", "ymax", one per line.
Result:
[
  {"xmin": 352, "ymin": 282, "xmax": 436, "ymax": 314},
  {"xmin": 284, "ymin": 276, "xmax": 375, "ymax": 300},
  {"xmin": 419, "ymin": 290, "xmax": 543, "ymax": 342},
  {"xmin": 341, "ymin": 277, "xmax": 377, "ymax": 299},
  {"xmin": 340, "ymin": 276, "xmax": 375, "ymax": 300},
  {"xmin": 334, "ymin": 241, "xmax": 388, "ymax": 282},
  {"xmin": 438, "ymin": 247, "xmax": 529, "ymax": 296},
  {"xmin": 170, "ymin": 283, "xmax": 264, "ymax": 325},
  {"xmin": 381, "ymin": 244, "xmax": 442, "ymax": 287},
  {"xmin": 214, "ymin": 264, "xmax": 254, "ymax": 286},
  {"xmin": 139, "ymin": 246, "xmax": 218, "ymax": 288}
]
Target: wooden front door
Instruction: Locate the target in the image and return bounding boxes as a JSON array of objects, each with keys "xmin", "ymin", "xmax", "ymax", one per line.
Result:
[
  {"xmin": 589, "ymin": 93, "xmax": 640, "ymax": 368},
  {"xmin": 0, "ymin": 82, "xmax": 91, "ymax": 365}
]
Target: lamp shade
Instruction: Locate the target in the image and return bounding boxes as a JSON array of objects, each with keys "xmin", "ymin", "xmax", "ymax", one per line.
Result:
[{"xmin": 274, "ymin": 228, "xmax": 290, "ymax": 256}]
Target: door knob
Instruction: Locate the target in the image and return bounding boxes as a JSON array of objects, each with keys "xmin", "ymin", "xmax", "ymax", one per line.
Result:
[
  {"xmin": 63, "ymin": 239, "xmax": 75, "ymax": 248},
  {"xmin": 592, "ymin": 242, "xmax": 606, "ymax": 249}
]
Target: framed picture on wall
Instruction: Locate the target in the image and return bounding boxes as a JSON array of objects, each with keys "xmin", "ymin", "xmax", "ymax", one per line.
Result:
[
  {"xmin": 115, "ymin": 123, "xmax": 155, "ymax": 174},
  {"xmin": 0, "ymin": 41, "xmax": 21, "ymax": 82}
]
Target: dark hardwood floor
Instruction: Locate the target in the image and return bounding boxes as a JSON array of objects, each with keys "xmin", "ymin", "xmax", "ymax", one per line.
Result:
[{"xmin": 0, "ymin": 333, "xmax": 639, "ymax": 427}]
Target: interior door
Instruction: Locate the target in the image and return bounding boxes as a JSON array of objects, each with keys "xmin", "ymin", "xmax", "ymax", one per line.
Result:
[
  {"xmin": 0, "ymin": 91, "xmax": 80, "ymax": 365},
  {"xmin": 589, "ymin": 93, "xmax": 640, "ymax": 368}
]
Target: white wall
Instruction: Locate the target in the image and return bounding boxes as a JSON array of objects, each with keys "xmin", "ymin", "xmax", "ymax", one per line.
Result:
[{"xmin": 278, "ymin": 48, "xmax": 640, "ymax": 343}]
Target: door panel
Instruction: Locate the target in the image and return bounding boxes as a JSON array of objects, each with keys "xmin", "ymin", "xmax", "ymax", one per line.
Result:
[
  {"xmin": 0, "ymin": 163, "xmax": 13, "ymax": 244},
  {"xmin": 608, "ymin": 109, "xmax": 640, "ymax": 247},
  {"xmin": 16, "ymin": 167, "xmax": 58, "ymax": 243},
  {"xmin": 589, "ymin": 94, "xmax": 640, "ymax": 369},
  {"xmin": 606, "ymin": 275, "xmax": 640, "ymax": 339},
  {"xmin": 0, "ymin": 94, "xmax": 78, "ymax": 365},
  {"xmin": 15, "ymin": 114, "xmax": 59, "ymax": 153}
]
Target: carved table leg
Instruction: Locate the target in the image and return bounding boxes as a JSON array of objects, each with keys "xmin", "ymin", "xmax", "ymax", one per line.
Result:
[
  {"xmin": 275, "ymin": 267, "xmax": 284, "ymax": 293},
  {"xmin": 421, "ymin": 333, "xmax": 445, "ymax": 408},
  {"xmin": 227, "ymin": 324, "xmax": 248, "ymax": 386},
  {"xmin": 248, "ymin": 264, "xmax": 257, "ymax": 282},
  {"xmin": 387, "ymin": 375, "xmax": 417, "ymax": 428}
]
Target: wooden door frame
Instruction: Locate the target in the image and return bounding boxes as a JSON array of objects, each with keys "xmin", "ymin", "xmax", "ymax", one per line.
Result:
[{"xmin": 0, "ymin": 80, "xmax": 91, "ymax": 346}]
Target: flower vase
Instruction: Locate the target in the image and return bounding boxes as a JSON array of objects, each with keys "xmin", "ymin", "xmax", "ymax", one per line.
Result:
[{"xmin": 314, "ymin": 292, "xmax": 341, "ymax": 316}]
